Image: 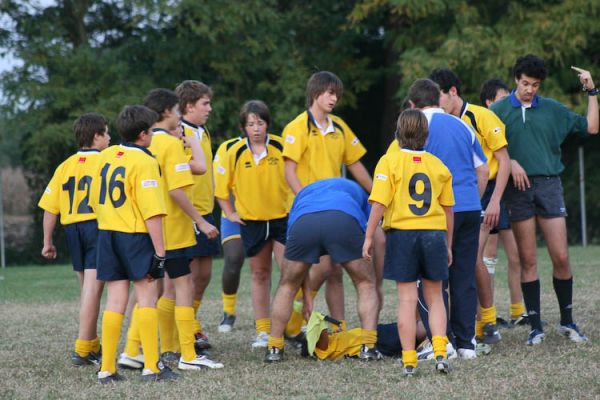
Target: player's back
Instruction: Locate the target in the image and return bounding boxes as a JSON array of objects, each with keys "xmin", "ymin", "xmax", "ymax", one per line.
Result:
[
  {"xmin": 38, "ymin": 149, "xmax": 102, "ymax": 225},
  {"xmin": 91, "ymin": 144, "xmax": 166, "ymax": 233}
]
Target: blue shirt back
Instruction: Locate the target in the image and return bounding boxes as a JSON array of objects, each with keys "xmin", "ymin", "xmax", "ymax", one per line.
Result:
[
  {"xmin": 288, "ymin": 178, "xmax": 370, "ymax": 235},
  {"xmin": 423, "ymin": 108, "xmax": 486, "ymax": 212}
]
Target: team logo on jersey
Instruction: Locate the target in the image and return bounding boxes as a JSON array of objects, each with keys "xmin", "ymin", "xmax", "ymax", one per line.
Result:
[
  {"xmin": 285, "ymin": 135, "xmax": 295, "ymax": 144},
  {"xmin": 412, "ymin": 156, "xmax": 422, "ymax": 163},
  {"xmin": 78, "ymin": 157, "xmax": 86, "ymax": 163},
  {"xmin": 375, "ymin": 173, "xmax": 388, "ymax": 181},
  {"xmin": 268, "ymin": 157, "xmax": 279, "ymax": 165},
  {"xmin": 175, "ymin": 163, "xmax": 190, "ymax": 172},
  {"xmin": 116, "ymin": 151, "xmax": 124, "ymax": 158},
  {"xmin": 493, "ymin": 127, "xmax": 502, "ymax": 134},
  {"xmin": 244, "ymin": 161, "xmax": 252, "ymax": 168},
  {"xmin": 217, "ymin": 165, "xmax": 226, "ymax": 175},
  {"xmin": 352, "ymin": 137, "xmax": 359, "ymax": 145},
  {"xmin": 141, "ymin": 179, "xmax": 158, "ymax": 188}
]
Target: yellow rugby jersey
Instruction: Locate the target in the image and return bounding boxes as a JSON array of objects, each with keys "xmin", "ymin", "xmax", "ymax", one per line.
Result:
[
  {"xmin": 214, "ymin": 137, "xmax": 244, "ymax": 217},
  {"xmin": 149, "ymin": 129, "xmax": 196, "ymax": 250},
  {"xmin": 90, "ymin": 144, "xmax": 166, "ymax": 233},
  {"xmin": 369, "ymin": 148, "xmax": 454, "ymax": 230},
  {"xmin": 214, "ymin": 134, "xmax": 289, "ymax": 221},
  {"xmin": 314, "ymin": 328, "xmax": 363, "ymax": 361},
  {"xmin": 182, "ymin": 119, "xmax": 214, "ymax": 214},
  {"xmin": 460, "ymin": 102, "xmax": 507, "ymax": 180},
  {"xmin": 282, "ymin": 111, "xmax": 366, "ymax": 187},
  {"xmin": 38, "ymin": 149, "xmax": 101, "ymax": 225}
]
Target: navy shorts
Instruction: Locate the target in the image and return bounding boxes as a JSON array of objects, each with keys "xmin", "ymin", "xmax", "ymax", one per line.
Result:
[
  {"xmin": 96, "ymin": 230, "xmax": 156, "ymax": 281},
  {"xmin": 383, "ymin": 230, "xmax": 449, "ymax": 282},
  {"xmin": 64, "ymin": 220, "xmax": 98, "ymax": 272},
  {"xmin": 221, "ymin": 215, "xmax": 242, "ymax": 244},
  {"xmin": 188, "ymin": 213, "xmax": 221, "ymax": 257},
  {"xmin": 480, "ymin": 179, "xmax": 510, "ymax": 233},
  {"xmin": 165, "ymin": 247, "xmax": 192, "ymax": 279},
  {"xmin": 285, "ymin": 210, "xmax": 363, "ymax": 264},
  {"xmin": 504, "ymin": 176, "xmax": 567, "ymax": 222},
  {"xmin": 240, "ymin": 217, "xmax": 287, "ymax": 257}
]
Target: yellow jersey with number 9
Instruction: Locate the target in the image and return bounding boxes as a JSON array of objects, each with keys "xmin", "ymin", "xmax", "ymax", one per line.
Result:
[
  {"xmin": 369, "ymin": 148, "xmax": 454, "ymax": 231},
  {"xmin": 91, "ymin": 144, "xmax": 166, "ymax": 233},
  {"xmin": 38, "ymin": 149, "xmax": 102, "ymax": 225}
]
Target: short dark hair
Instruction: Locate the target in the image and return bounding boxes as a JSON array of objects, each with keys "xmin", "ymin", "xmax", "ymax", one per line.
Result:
[
  {"xmin": 513, "ymin": 54, "xmax": 547, "ymax": 80},
  {"xmin": 305, "ymin": 71, "xmax": 343, "ymax": 109},
  {"xmin": 395, "ymin": 109, "xmax": 429, "ymax": 150},
  {"xmin": 479, "ymin": 78, "xmax": 510, "ymax": 106},
  {"xmin": 407, "ymin": 79, "xmax": 440, "ymax": 108},
  {"xmin": 429, "ymin": 68, "xmax": 461, "ymax": 96},
  {"xmin": 175, "ymin": 80, "xmax": 213, "ymax": 116},
  {"xmin": 144, "ymin": 88, "xmax": 179, "ymax": 122},
  {"xmin": 116, "ymin": 105, "xmax": 158, "ymax": 142},
  {"xmin": 73, "ymin": 113, "xmax": 108, "ymax": 148},
  {"xmin": 239, "ymin": 100, "xmax": 270, "ymax": 130}
]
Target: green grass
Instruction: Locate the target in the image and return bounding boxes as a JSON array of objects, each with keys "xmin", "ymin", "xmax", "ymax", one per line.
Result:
[{"xmin": 0, "ymin": 247, "xmax": 599, "ymax": 399}]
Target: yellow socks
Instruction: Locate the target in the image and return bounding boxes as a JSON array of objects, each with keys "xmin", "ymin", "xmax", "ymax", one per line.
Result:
[
  {"xmin": 476, "ymin": 319, "xmax": 484, "ymax": 337},
  {"xmin": 432, "ymin": 335, "xmax": 448, "ymax": 358},
  {"xmin": 91, "ymin": 337, "xmax": 100, "ymax": 353},
  {"xmin": 256, "ymin": 318, "xmax": 271, "ymax": 334},
  {"xmin": 402, "ymin": 350, "xmax": 417, "ymax": 368},
  {"xmin": 75, "ymin": 339, "xmax": 92, "ymax": 358},
  {"xmin": 193, "ymin": 299, "xmax": 202, "ymax": 334},
  {"xmin": 481, "ymin": 305, "xmax": 497, "ymax": 326},
  {"xmin": 285, "ymin": 291, "xmax": 304, "ymax": 337},
  {"xmin": 138, "ymin": 307, "xmax": 160, "ymax": 373},
  {"xmin": 100, "ymin": 311, "xmax": 124, "ymax": 374},
  {"xmin": 175, "ymin": 306, "xmax": 196, "ymax": 362},
  {"xmin": 157, "ymin": 296, "xmax": 177, "ymax": 353},
  {"xmin": 267, "ymin": 335, "xmax": 284, "ymax": 349},
  {"xmin": 222, "ymin": 293, "xmax": 237, "ymax": 315},
  {"xmin": 124, "ymin": 304, "xmax": 141, "ymax": 356},
  {"xmin": 510, "ymin": 303, "xmax": 526, "ymax": 319},
  {"xmin": 361, "ymin": 329, "xmax": 377, "ymax": 348}
]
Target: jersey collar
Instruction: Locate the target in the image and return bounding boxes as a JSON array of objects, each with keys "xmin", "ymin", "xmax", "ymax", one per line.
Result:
[
  {"xmin": 77, "ymin": 148, "xmax": 100, "ymax": 153},
  {"xmin": 306, "ymin": 110, "xmax": 335, "ymax": 135},
  {"xmin": 152, "ymin": 128, "xmax": 169, "ymax": 135},
  {"xmin": 459, "ymin": 101, "xmax": 469, "ymax": 119},
  {"xmin": 509, "ymin": 90, "xmax": 539, "ymax": 108},
  {"xmin": 121, "ymin": 142, "xmax": 153, "ymax": 157}
]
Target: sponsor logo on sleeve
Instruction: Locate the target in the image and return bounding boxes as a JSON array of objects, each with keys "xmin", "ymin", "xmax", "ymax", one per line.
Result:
[
  {"xmin": 175, "ymin": 163, "xmax": 191, "ymax": 172},
  {"xmin": 141, "ymin": 179, "xmax": 158, "ymax": 188},
  {"xmin": 493, "ymin": 127, "xmax": 501, "ymax": 134},
  {"xmin": 285, "ymin": 135, "xmax": 295, "ymax": 144},
  {"xmin": 217, "ymin": 165, "xmax": 226, "ymax": 175},
  {"xmin": 375, "ymin": 173, "xmax": 388, "ymax": 181},
  {"xmin": 352, "ymin": 137, "xmax": 359, "ymax": 145}
]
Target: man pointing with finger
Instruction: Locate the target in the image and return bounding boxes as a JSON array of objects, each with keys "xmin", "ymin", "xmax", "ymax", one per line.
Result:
[{"xmin": 491, "ymin": 55, "xmax": 599, "ymax": 346}]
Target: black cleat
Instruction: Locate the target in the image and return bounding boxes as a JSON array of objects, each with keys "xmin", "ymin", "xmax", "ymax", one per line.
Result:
[
  {"xmin": 264, "ymin": 347, "xmax": 284, "ymax": 363},
  {"xmin": 71, "ymin": 351, "xmax": 101, "ymax": 367},
  {"xmin": 483, "ymin": 323, "xmax": 502, "ymax": 344},
  {"xmin": 285, "ymin": 332, "xmax": 306, "ymax": 350},
  {"xmin": 435, "ymin": 355, "xmax": 450, "ymax": 374},
  {"xmin": 141, "ymin": 363, "xmax": 180, "ymax": 382},
  {"xmin": 98, "ymin": 371, "xmax": 125, "ymax": 384},
  {"xmin": 359, "ymin": 345, "xmax": 383, "ymax": 361}
]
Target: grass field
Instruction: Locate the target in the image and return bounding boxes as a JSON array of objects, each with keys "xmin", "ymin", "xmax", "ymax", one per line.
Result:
[{"xmin": 1, "ymin": 246, "xmax": 599, "ymax": 399}]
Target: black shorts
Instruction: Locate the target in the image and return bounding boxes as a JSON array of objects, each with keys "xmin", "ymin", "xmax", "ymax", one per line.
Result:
[
  {"xmin": 284, "ymin": 210, "xmax": 363, "ymax": 264},
  {"xmin": 64, "ymin": 220, "xmax": 98, "ymax": 272},
  {"xmin": 480, "ymin": 179, "xmax": 510, "ymax": 233},
  {"xmin": 504, "ymin": 176, "xmax": 567, "ymax": 222},
  {"xmin": 240, "ymin": 217, "xmax": 287, "ymax": 257},
  {"xmin": 165, "ymin": 247, "xmax": 192, "ymax": 279},
  {"xmin": 383, "ymin": 229, "xmax": 448, "ymax": 283},
  {"xmin": 96, "ymin": 230, "xmax": 156, "ymax": 281},
  {"xmin": 188, "ymin": 213, "xmax": 221, "ymax": 257}
]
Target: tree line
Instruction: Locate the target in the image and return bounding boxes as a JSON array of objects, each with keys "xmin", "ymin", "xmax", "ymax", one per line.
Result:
[{"xmin": 1, "ymin": 0, "xmax": 599, "ymax": 263}]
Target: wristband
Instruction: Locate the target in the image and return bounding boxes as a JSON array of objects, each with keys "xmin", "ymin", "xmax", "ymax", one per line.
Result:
[
  {"xmin": 587, "ymin": 87, "xmax": 599, "ymax": 96},
  {"xmin": 148, "ymin": 254, "xmax": 166, "ymax": 279}
]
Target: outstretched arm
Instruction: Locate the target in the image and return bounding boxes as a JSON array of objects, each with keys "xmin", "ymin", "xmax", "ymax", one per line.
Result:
[{"xmin": 572, "ymin": 66, "xmax": 599, "ymax": 134}]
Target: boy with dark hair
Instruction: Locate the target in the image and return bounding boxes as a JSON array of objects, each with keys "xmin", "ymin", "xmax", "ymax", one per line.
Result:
[
  {"xmin": 175, "ymin": 80, "xmax": 220, "ymax": 351},
  {"xmin": 38, "ymin": 113, "xmax": 110, "ymax": 367},
  {"xmin": 491, "ymin": 55, "xmax": 598, "ymax": 345},
  {"xmin": 480, "ymin": 79, "xmax": 509, "ymax": 108},
  {"xmin": 93, "ymin": 105, "xmax": 177, "ymax": 383},
  {"xmin": 282, "ymin": 70, "xmax": 373, "ymax": 334},
  {"xmin": 365, "ymin": 109, "xmax": 454, "ymax": 375}
]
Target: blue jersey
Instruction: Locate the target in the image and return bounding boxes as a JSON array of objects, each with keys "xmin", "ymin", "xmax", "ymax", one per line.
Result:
[
  {"xmin": 423, "ymin": 108, "xmax": 487, "ymax": 212},
  {"xmin": 288, "ymin": 178, "xmax": 370, "ymax": 235}
]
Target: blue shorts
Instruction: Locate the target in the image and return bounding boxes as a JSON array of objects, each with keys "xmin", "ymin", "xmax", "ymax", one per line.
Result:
[
  {"xmin": 165, "ymin": 247, "xmax": 192, "ymax": 279},
  {"xmin": 188, "ymin": 213, "xmax": 221, "ymax": 257},
  {"xmin": 220, "ymin": 215, "xmax": 241, "ymax": 244},
  {"xmin": 64, "ymin": 220, "xmax": 98, "ymax": 272},
  {"xmin": 96, "ymin": 230, "xmax": 156, "ymax": 281},
  {"xmin": 480, "ymin": 179, "xmax": 510, "ymax": 233},
  {"xmin": 504, "ymin": 176, "xmax": 567, "ymax": 222},
  {"xmin": 285, "ymin": 211, "xmax": 363, "ymax": 264},
  {"xmin": 383, "ymin": 230, "xmax": 449, "ymax": 282},
  {"xmin": 240, "ymin": 217, "xmax": 287, "ymax": 257}
]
